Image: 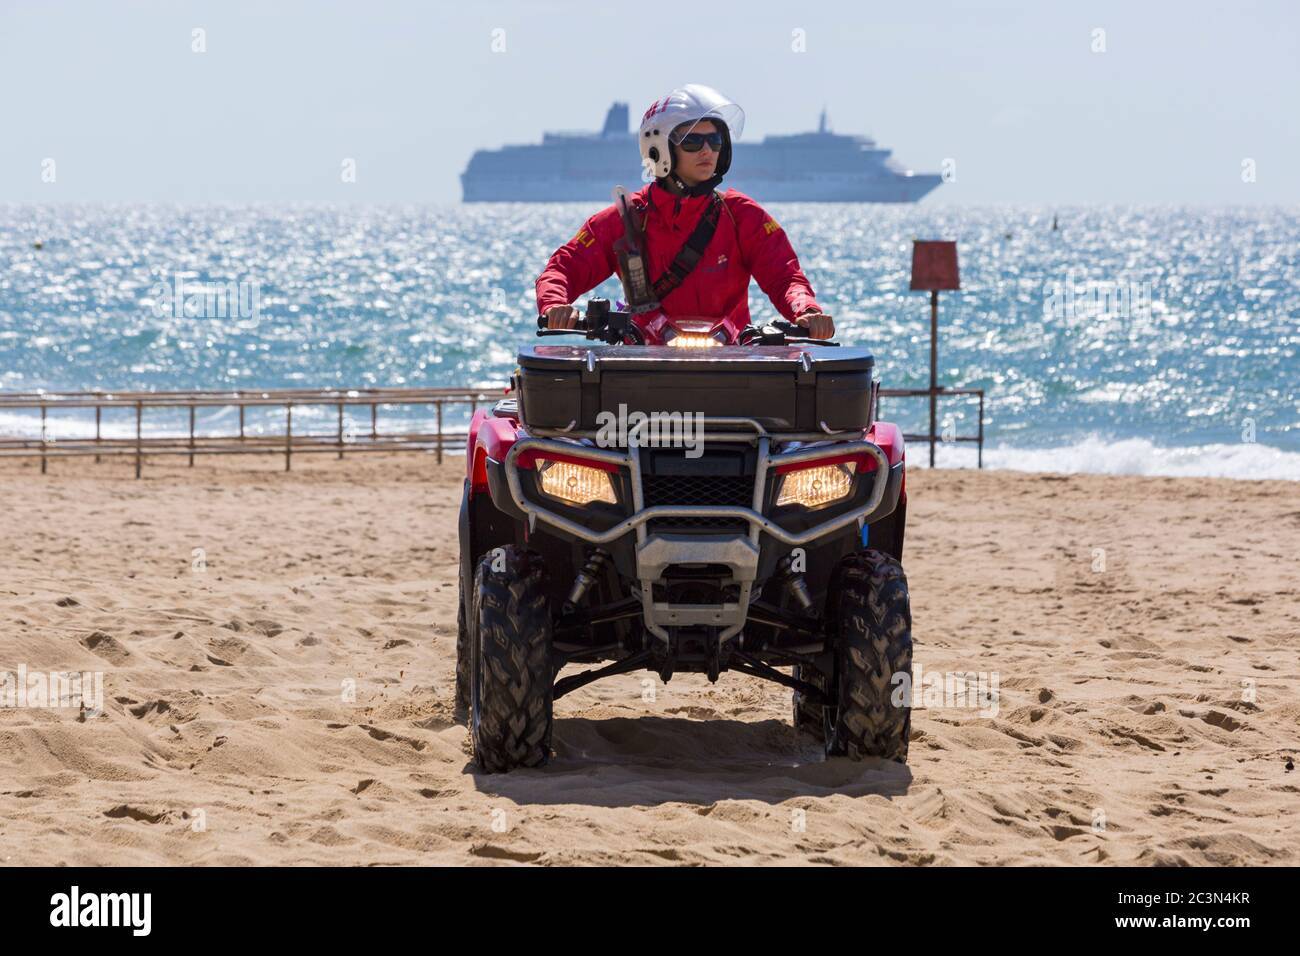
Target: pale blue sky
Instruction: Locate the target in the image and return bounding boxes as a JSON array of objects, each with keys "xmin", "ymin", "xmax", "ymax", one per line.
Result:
[{"xmin": 2, "ymin": 0, "xmax": 1296, "ymax": 203}]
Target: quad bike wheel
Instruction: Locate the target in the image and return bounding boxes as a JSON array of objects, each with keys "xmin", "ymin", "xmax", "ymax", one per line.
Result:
[
  {"xmin": 824, "ymin": 550, "xmax": 913, "ymax": 763},
  {"xmin": 470, "ymin": 546, "xmax": 554, "ymax": 773}
]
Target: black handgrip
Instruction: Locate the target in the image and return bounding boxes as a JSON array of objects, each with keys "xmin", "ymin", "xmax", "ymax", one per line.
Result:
[
  {"xmin": 539, "ymin": 306, "xmax": 591, "ymax": 331},
  {"xmin": 536, "ymin": 311, "xmax": 596, "ymax": 338}
]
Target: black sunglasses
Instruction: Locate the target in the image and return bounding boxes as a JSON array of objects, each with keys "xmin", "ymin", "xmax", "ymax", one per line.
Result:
[{"xmin": 673, "ymin": 131, "xmax": 724, "ymax": 153}]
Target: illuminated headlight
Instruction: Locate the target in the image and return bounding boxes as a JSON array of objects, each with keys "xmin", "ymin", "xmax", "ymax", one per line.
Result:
[
  {"xmin": 667, "ymin": 333, "xmax": 722, "ymax": 348},
  {"xmin": 537, "ymin": 460, "xmax": 617, "ymax": 505},
  {"xmin": 775, "ymin": 461, "xmax": 857, "ymax": 508}
]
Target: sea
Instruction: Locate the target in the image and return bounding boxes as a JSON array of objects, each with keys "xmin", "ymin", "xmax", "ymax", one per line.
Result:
[{"xmin": 2, "ymin": 203, "xmax": 1297, "ymax": 479}]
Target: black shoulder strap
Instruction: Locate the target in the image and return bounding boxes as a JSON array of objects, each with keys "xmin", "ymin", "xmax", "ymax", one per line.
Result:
[{"xmin": 651, "ymin": 192, "xmax": 723, "ymax": 301}]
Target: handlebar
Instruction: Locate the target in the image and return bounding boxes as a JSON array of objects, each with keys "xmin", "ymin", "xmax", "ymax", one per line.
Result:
[
  {"xmin": 538, "ymin": 300, "xmax": 836, "ymax": 346},
  {"xmin": 538, "ymin": 300, "xmax": 604, "ymax": 332},
  {"xmin": 538, "ymin": 299, "xmax": 644, "ymax": 345},
  {"xmin": 537, "ymin": 313, "xmax": 584, "ymax": 333},
  {"xmin": 739, "ymin": 319, "xmax": 840, "ymax": 347},
  {"xmin": 537, "ymin": 314, "xmax": 594, "ymax": 333}
]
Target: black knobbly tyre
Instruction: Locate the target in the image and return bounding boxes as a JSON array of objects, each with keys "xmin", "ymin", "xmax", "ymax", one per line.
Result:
[
  {"xmin": 792, "ymin": 662, "xmax": 828, "ymax": 742},
  {"xmin": 453, "ymin": 594, "xmax": 470, "ymax": 723},
  {"xmin": 825, "ymin": 549, "xmax": 913, "ymax": 763},
  {"xmin": 470, "ymin": 546, "xmax": 554, "ymax": 773}
]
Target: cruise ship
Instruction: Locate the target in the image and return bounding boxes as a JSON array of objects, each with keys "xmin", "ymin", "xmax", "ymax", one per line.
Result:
[{"xmin": 461, "ymin": 103, "xmax": 942, "ymax": 203}]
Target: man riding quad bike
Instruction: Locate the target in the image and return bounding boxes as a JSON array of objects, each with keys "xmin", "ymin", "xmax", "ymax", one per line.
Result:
[
  {"xmin": 454, "ymin": 86, "xmax": 912, "ymax": 773},
  {"xmin": 537, "ymin": 84, "xmax": 836, "ymax": 342}
]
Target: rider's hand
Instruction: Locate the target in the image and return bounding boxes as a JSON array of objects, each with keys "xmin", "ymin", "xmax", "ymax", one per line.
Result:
[
  {"xmin": 797, "ymin": 309, "xmax": 835, "ymax": 340},
  {"xmin": 544, "ymin": 304, "xmax": 581, "ymax": 330}
]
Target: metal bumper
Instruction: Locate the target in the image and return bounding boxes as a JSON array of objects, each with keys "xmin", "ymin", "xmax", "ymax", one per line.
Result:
[
  {"xmin": 634, "ymin": 532, "xmax": 759, "ymax": 639},
  {"xmin": 501, "ymin": 419, "xmax": 891, "ymax": 642}
]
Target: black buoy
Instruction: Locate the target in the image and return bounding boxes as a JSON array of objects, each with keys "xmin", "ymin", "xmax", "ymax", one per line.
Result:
[{"xmin": 33, "ymin": 240, "xmax": 43, "ymax": 250}]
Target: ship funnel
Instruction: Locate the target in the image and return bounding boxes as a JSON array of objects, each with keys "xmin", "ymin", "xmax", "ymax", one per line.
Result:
[{"xmin": 602, "ymin": 102, "xmax": 629, "ymax": 137}]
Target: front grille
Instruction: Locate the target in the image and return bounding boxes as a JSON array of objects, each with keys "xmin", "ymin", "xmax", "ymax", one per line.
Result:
[{"xmin": 642, "ymin": 473, "xmax": 755, "ymax": 533}]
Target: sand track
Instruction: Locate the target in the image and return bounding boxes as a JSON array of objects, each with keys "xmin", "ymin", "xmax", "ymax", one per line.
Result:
[{"xmin": 1, "ymin": 454, "xmax": 1296, "ymax": 865}]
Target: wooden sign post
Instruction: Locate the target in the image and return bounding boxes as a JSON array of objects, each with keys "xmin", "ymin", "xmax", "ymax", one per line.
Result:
[{"xmin": 909, "ymin": 240, "xmax": 960, "ymax": 466}]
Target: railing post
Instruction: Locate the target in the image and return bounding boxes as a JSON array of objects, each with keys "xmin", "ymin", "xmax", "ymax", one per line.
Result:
[
  {"xmin": 370, "ymin": 403, "xmax": 377, "ymax": 440},
  {"xmin": 978, "ymin": 391, "xmax": 985, "ymax": 470},
  {"xmin": 337, "ymin": 402, "xmax": 344, "ymax": 460},
  {"xmin": 188, "ymin": 405, "xmax": 196, "ymax": 467},
  {"xmin": 285, "ymin": 402, "xmax": 293, "ymax": 472},
  {"xmin": 436, "ymin": 401, "xmax": 444, "ymax": 465},
  {"xmin": 95, "ymin": 405, "xmax": 101, "ymax": 464},
  {"xmin": 40, "ymin": 403, "xmax": 47, "ymax": 475},
  {"xmin": 135, "ymin": 401, "xmax": 142, "ymax": 479},
  {"xmin": 239, "ymin": 404, "xmax": 245, "ymax": 441},
  {"xmin": 929, "ymin": 289, "xmax": 938, "ymax": 468}
]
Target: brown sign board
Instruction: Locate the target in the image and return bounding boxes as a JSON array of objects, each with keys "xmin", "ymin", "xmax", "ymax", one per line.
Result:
[{"xmin": 910, "ymin": 240, "xmax": 959, "ymax": 291}]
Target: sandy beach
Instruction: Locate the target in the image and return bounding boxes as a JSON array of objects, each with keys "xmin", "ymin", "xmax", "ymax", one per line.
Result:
[{"xmin": 1, "ymin": 452, "xmax": 1296, "ymax": 866}]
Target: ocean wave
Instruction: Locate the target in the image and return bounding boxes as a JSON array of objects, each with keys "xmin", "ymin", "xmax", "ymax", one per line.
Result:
[{"xmin": 918, "ymin": 435, "xmax": 1300, "ymax": 480}]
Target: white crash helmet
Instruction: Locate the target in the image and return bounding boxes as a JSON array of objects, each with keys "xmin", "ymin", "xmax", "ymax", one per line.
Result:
[{"xmin": 638, "ymin": 84, "xmax": 745, "ymax": 180}]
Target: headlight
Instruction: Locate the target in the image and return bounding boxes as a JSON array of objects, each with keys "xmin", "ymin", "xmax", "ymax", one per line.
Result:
[
  {"xmin": 666, "ymin": 333, "xmax": 722, "ymax": 348},
  {"xmin": 775, "ymin": 461, "xmax": 856, "ymax": 508},
  {"xmin": 537, "ymin": 459, "xmax": 617, "ymax": 505}
]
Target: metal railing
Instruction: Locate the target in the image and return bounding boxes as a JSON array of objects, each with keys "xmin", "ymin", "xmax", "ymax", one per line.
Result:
[
  {"xmin": 877, "ymin": 386, "xmax": 986, "ymax": 468},
  {"xmin": 1, "ymin": 382, "xmax": 986, "ymax": 476},
  {"xmin": 0, "ymin": 387, "xmax": 501, "ymax": 477}
]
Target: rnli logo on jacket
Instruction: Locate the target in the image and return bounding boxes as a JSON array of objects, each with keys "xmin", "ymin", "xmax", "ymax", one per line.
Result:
[
  {"xmin": 762, "ymin": 218, "xmax": 782, "ymax": 236},
  {"xmin": 572, "ymin": 228, "xmax": 596, "ymax": 248}
]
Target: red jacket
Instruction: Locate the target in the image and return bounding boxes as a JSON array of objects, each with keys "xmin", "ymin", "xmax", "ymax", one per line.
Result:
[{"xmin": 535, "ymin": 181, "xmax": 820, "ymax": 325}]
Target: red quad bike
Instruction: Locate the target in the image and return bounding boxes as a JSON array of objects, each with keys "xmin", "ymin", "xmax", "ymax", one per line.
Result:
[{"xmin": 457, "ymin": 298, "xmax": 911, "ymax": 772}]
